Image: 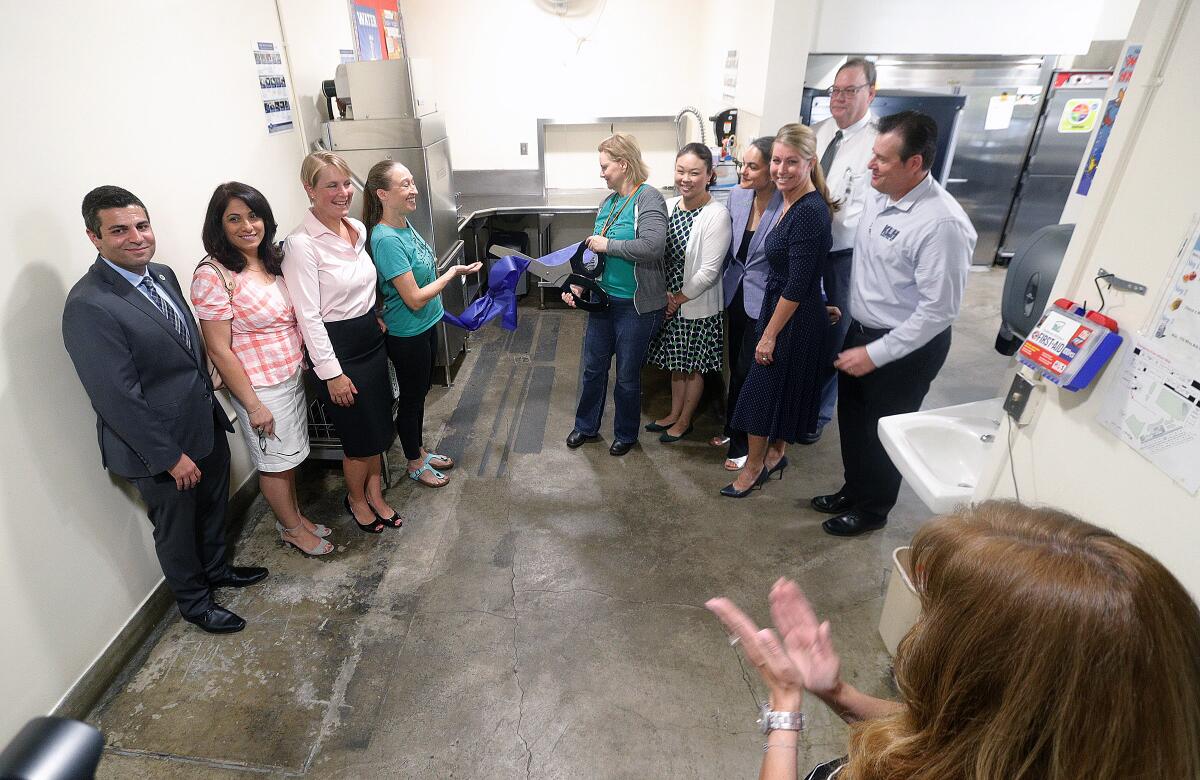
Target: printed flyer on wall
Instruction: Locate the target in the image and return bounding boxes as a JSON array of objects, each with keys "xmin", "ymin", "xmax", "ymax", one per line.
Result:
[
  {"xmin": 253, "ymin": 42, "xmax": 292, "ymax": 135},
  {"xmin": 1077, "ymin": 44, "xmax": 1141, "ymax": 196}
]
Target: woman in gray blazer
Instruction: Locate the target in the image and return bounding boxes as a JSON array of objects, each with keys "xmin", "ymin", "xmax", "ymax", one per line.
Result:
[{"xmin": 717, "ymin": 137, "xmax": 782, "ymax": 470}]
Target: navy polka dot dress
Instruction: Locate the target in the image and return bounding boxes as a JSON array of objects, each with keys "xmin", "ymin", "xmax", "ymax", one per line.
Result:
[{"xmin": 730, "ymin": 190, "xmax": 831, "ymax": 443}]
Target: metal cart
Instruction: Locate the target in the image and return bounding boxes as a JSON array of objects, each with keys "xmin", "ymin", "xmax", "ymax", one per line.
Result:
[{"xmin": 304, "ymin": 360, "xmax": 400, "ymax": 486}]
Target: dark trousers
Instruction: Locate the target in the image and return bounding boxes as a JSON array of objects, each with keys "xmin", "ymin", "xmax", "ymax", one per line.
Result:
[
  {"xmin": 386, "ymin": 326, "xmax": 438, "ymax": 461},
  {"xmin": 838, "ymin": 322, "xmax": 951, "ymax": 520},
  {"xmin": 723, "ymin": 286, "xmax": 757, "ymax": 459},
  {"xmin": 815, "ymin": 249, "xmax": 854, "ymax": 432},
  {"xmin": 574, "ymin": 297, "xmax": 662, "ymax": 444},
  {"xmin": 130, "ymin": 429, "xmax": 231, "ymax": 619}
]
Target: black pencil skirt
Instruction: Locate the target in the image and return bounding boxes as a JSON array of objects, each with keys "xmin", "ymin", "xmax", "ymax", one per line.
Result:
[{"xmin": 314, "ymin": 312, "xmax": 395, "ymax": 458}]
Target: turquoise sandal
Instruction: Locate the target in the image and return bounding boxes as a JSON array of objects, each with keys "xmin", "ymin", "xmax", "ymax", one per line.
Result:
[
  {"xmin": 409, "ymin": 454, "xmax": 449, "ymax": 488},
  {"xmin": 425, "ymin": 452, "xmax": 454, "ymax": 470}
]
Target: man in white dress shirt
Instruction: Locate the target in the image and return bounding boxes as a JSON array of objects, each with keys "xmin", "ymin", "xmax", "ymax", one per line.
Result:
[
  {"xmin": 812, "ymin": 111, "xmax": 977, "ymax": 537},
  {"xmin": 804, "ymin": 57, "xmax": 879, "ymax": 445}
]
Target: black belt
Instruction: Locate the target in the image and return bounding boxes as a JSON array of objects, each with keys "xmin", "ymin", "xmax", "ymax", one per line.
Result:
[{"xmin": 850, "ymin": 320, "xmax": 891, "ymax": 339}]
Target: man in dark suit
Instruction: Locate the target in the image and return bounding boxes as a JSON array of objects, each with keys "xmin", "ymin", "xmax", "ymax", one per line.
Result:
[{"xmin": 62, "ymin": 186, "xmax": 268, "ymax": 633}]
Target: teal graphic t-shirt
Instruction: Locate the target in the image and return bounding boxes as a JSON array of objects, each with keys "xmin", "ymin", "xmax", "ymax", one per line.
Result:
[{"xmin": 371, "ymin": 223, "xmax": 443, "ymax": 337}]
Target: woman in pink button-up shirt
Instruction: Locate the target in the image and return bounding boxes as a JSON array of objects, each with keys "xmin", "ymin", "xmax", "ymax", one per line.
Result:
[{"xmin": 283, "ymin": 151, "xmax": 399, "ymax": 534}]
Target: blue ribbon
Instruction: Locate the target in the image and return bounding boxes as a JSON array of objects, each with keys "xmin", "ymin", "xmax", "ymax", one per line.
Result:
[{"xmin": 441, "ymin": 254, "xmax": 531, "ymax": 332}]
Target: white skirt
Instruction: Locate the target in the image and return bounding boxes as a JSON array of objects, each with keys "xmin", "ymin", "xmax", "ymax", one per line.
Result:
[{"xmin": 232, "ymin": 368, "xmax": 311, "ymax": 473}]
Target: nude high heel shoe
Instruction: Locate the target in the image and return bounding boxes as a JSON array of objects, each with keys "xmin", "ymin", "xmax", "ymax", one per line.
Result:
[{"xmin": 279, "ymin": 523, "xmax": 334, "ymax": 556}]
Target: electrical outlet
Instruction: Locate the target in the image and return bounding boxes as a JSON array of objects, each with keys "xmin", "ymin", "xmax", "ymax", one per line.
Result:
[
  {"xmin": 520, "ymin": 142, "xmax": 528, "ymax": 155},
  {"xmin": 1003, "ymin": 370, "xmax": 1043, "ymax": 426}
]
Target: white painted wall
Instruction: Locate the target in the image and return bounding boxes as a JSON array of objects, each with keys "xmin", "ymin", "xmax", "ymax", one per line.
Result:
[
  {"xmin": 278, "ymin": 0, "xmax": 358, "ymax": 150},
  {"xmin": 398, "ymin": 0, "xmax": 717, "ymax": 172},
  {"xmin": 0, "ymin": 0, "xmax": 350, "ymax": 746},
  {"xmin": 812, "ymin": 0, "xmax": 1107, "ymax": 55},
  {"xmin": 978, "ymin": 0, "xmax": 1200, "ymax": 600}
]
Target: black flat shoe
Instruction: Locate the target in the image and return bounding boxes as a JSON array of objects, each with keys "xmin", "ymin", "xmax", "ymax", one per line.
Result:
[
  {"xmin": 822, "ymin": 511, "xmax": 887, "ymax": 537},
  {"xmin": 185, "ymin": 606, "xmax": 246, "ymax": 634},
  {"xmin": 799, "ymin": 430, "xmax": 822, "ymax": 445},
  {"xmin": 658, "ymin": 425, "xmax": 693, "ymax": 443},
  {"xmin": 566, "ymin": 430, "xmax": 600, "ymax": 449},
  {"xmin": 766, "ymin": 455, "xmax": 789, "ymax": 479},
  {"xmin": 811, "ymin": 492, "xmax": 855, "ymax": 514},
  {"xmin": 210, "ymin": 566, "xmax": 268, "ymax": 588},
  {"xmin": 345, "ymin": 494, "xmax": 386, "ymax": 533},
  {"xmin": 720, "ymin": 467, "xmax": 769, "ymax": 498},
  {"xmin": 644, "ymin": 420, "xmax": 673, "ymax": 432},
  {"xmin": 609, "ymin": 440, "xmax": 635, "ymax": 456}
]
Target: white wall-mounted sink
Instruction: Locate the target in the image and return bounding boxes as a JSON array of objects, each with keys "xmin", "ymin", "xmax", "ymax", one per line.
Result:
[{"xmin": 878, "ymin": 397, "xmax": 1003, "ymax": 515}]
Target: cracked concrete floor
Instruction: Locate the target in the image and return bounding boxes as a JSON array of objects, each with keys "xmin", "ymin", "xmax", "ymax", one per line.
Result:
[{"xmin": 88, "ymin": 268, "xmax": 1010, "ymax": 778}]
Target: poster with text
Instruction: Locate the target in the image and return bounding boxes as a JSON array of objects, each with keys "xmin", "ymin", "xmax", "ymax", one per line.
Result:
[
  {"xmin": 383, "ymin": 9, "xmax": 403, "ymax": 59},
  {"xmin": 1077, "ymin": 44, "xmax": 1141, "ymax": 196},
  {"xmin": 253, "ymin": 42, "xmax": 292, "ymax": 135},
  {"xmin": 355, "ymin": 4, "xmax": 382, "ymax": 61}
]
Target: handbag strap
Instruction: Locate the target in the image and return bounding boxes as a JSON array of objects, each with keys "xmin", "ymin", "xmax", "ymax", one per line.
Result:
[{"xmin": 196, "ymin": 258, "xmax": 235, "ymax": 304}]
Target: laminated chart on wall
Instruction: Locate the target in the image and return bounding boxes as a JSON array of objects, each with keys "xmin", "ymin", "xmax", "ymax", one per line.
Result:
[
  {"xmin": 254, "ymin": 42, "xmax": 293, "ymax": 135},
  {"xmin": 1096, "ymin": 338, "xmax": 1200, "ymax": 494}
]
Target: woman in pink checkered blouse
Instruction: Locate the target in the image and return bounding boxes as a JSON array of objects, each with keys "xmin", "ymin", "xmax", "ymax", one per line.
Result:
[{"xmin": 191, "ymin": 182, "xmax": 334, "ymax": 556}]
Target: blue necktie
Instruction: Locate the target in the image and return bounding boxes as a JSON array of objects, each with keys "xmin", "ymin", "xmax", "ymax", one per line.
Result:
[{"xmin": 139, "ymin": 277, "xmax": 192, "ymax": 351}]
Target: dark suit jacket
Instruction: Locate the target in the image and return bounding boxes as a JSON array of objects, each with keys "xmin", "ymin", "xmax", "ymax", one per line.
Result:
[
  {"xmin": 62, "ymin": 257, "xmax": 232, "ymax": 479},
  {"xmin": 721, "ymin": 186, "xmax": 784, "ymax": 320}
]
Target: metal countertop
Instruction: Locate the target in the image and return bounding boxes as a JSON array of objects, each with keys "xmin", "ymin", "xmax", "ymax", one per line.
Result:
[{"xmin": 455, "ymin": 188, "xmax": 677, "ymax": 231}]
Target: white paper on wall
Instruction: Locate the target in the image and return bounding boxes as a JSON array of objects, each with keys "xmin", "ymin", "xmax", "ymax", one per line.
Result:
[
  {"xmin": 1096, "ymin": 337, "xmax": 1200, "ymax": 495},
  {"xmin": 254, "ymin": 41, "xmax": 293, "ymax": 135}
]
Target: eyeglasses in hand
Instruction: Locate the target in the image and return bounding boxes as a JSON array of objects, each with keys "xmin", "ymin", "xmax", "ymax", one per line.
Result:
[
  {"xmin": 259, "ymin": 431, "xmax": 302, "ymax": 458},
  {"xmin": 827, "ymin": 84, "xmax": 870, "ymax": 98}
]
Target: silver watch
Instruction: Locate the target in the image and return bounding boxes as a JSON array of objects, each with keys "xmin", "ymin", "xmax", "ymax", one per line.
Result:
[{"xmin": 758, "ymin": 704, "xmax": 805, "ymax": 734}]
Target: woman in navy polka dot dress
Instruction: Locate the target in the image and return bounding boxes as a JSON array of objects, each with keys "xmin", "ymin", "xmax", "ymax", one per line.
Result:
[{"xmin": 725, "ymin": 124, "xmax": 838, "ymax": 497}]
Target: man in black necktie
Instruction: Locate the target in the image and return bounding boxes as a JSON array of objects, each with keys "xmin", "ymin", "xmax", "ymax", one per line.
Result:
[
  {"xmin": 62, "ymin": 186, "xmax": 267, "ymax": 634},
  {"xmin": 805, "ymin": 58, "xmax": 879, "ymax": 444}
]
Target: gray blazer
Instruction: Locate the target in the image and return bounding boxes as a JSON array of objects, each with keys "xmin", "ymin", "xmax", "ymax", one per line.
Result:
[
  {"xmin": 721, "ymin": 186, "xmax": 783, "ymax": 320},
  {"xmin": 62, "ymin": 257, "xmax": 232, "ymax": 479}
]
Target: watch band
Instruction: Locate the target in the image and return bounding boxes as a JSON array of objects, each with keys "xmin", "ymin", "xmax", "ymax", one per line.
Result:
[{"xmin": 759, "ymin": 704, "xmax": 805, "ymax": 734}]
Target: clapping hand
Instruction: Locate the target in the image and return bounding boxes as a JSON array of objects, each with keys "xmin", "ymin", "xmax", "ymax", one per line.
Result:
[
  {"xmin": 706, "ymin": 578, "xmax": 842, "ymax": 708},
  {"xmin": 769, "ymin": 578, "xmax": 841, "ymax": 699}
]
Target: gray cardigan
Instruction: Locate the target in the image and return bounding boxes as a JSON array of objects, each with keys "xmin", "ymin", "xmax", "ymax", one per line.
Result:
[{"xmin": 603, "ymin": 185, "xmax": 667, "ymax": 314}]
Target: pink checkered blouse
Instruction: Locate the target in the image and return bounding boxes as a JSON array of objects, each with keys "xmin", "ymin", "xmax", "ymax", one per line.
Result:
[{"xmin": 190, "ymin": 262, "xmax": 305, "ymax": 388}]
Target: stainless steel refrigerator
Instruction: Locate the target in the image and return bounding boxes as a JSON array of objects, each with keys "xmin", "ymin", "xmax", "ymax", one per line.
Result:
[
  {"xmin": 998, "ymin": 71, "xmax": 1112, "ymax": 260},
  {"xmin": 805, "ymin": 55, "xmax": 1055, "ymax": 266}
]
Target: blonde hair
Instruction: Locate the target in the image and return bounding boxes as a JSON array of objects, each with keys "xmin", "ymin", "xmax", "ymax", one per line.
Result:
[
  {"xmin": 773, "ymin": 123, "xmax": 839, "ymax": 213},
  {"xmin": 300, "ymin": 150, "xmax": 353, "ymax": 190},
  {"xmin": 843, "ymin": 500, "xmax": 1200, "ymax": 780},
  {"xmin": 598, "ymin": 133, "xmax": 649, "ymax": 186}
]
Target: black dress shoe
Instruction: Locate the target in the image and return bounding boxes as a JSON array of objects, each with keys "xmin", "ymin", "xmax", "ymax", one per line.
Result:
[
  {"xmin": 185, "ymin": 606, "xmax": 246, "ymax": 634},
  {"xmin": 210, "ymin": 566, "xmax": 269, "ymax": 588},
  {"xmin": 798, "ymin": 430, "xmax": 822, "ymax": 445},
  {"xmin": 822, "ymin": 511, "xmax": 887, "ymax": 537},
  {"xmin": 609, "ymin": 440, "xmax": 635, "ymax": 456},
  {"xmin": 810, "ymin": 492, "xmax": 855, "ymax": 514},
  {"xmin": 566, "ymin": 430, "xmax": 599, "ymax": 449}
]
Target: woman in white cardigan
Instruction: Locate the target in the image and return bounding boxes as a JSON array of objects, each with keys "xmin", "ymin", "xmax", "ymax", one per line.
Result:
[{"xmin": 645, "ymin": 144, "xmax": 733, "ymax": 443}]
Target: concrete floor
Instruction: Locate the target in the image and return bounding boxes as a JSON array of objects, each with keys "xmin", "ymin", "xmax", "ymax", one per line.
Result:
[{"xmin": 88, "ymin": 268, "xmax": 1010, "ymax": 779}]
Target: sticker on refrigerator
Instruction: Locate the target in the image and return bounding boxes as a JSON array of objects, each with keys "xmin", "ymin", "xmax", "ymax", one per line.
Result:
[
  {"xmin": 253, "ymin": 42, "xmax": 292, "ymax": 135},
  {"xmin": 1059, "ymin": 98, "xmax": 1102, "ymax": 133},
  {"xmin": 984, "ymin": 95, "xmax": 1015, "ymax": 130}
]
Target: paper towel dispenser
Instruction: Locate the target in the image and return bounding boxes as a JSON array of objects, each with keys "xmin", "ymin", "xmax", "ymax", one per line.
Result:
[{"xmin": 995, "ymin": 223, "xmax": 1075, "ymax": 355}]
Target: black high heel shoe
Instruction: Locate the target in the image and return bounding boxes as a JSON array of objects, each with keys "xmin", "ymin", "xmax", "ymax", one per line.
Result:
[
  {"xmin": 345, "ymin": 494, "xmax": 385, "ymax": 534},
  {"xmin": 366, "ymin": 498, "xmax": 404, "ymax": 528},
  {"xmin": 719, "ymin": 467, "xmax": 770, "ymax": 498},
  {"xmin": 766, "ymin": 455, "xmax": 789, "ymax": 480}
]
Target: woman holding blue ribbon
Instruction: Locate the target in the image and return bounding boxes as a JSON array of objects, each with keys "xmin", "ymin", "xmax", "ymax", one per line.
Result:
[
  {"xmin": 563, "ymin": 133, "xmax": 668, "ymax": 457},
  {"xmin": 363, "ymin": 160, "xmax": 481, "ymax": 487}
]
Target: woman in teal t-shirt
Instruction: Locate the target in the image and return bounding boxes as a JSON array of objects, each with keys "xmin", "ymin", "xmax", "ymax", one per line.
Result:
[{"xmin": 363, "ymin": 160, "xmax": 481, "ymax": 487}]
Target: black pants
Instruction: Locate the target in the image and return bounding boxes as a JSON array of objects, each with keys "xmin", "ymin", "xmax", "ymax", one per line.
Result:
[
  {"xmin": 130, "ymin": 428, "xmax": 231, "ymax": 619},
  {"xmin": 386, "ymin": 325, "xmax": 438, "ymax": 461},
  {"xmin": 723, "ymin": 286, "xmax": 758, "ymax": 460},
  {"xmin": 838, "ymin": 323, "xmax": 951, "ymax": 520}
]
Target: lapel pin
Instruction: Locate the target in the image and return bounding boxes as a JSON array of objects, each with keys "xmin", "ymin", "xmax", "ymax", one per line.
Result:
[{"xmin": 157, "ymin": 273, "xmax": 166, "ymax": 281}]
